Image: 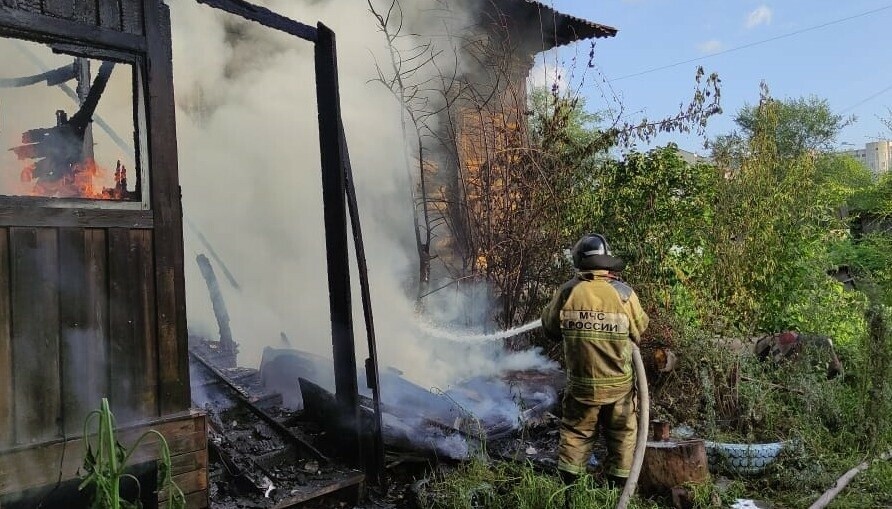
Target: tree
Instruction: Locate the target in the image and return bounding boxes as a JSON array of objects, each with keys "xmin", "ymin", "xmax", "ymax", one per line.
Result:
[
  {"xmin": 815, "ymin": 153, "xmax": 874, "ymax": 210},
  {"xmin": 711, "ymin": 87, "xmax": 853, "ymax": 167},
  {"xmin": 736, "ymin": 95, "xmax": 852, "ymax": 154},
  {"xmin": 695, "ymin": 90, "xmax": 865, "ymax": 333},
  {"xmin": 563, "ymin": 145, "xmax": 718, "ymax": 303}
]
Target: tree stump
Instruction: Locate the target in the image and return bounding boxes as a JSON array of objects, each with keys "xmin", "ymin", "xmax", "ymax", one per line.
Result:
[{"xmin": 638, "ymin": 439, "xmax": 709, "ymax": 497}]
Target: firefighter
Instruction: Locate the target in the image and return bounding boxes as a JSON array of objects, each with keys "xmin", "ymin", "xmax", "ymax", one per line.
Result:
[{"xmin": 541, "ymin": 233, "xmax": 649, "ymax": 490}]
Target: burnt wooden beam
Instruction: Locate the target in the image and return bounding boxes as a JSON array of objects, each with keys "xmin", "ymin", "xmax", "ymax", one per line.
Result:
[
  {"xmin": 189, "ymin": 352, "xmax": 328, "ymax": 462},
  {"xmin": 271, "ymin": 472, "xmax": 364, "ymax": 508},
  {"xmin": 315, "ymin": 22, "xmax": 361, "ymax": 465},
  {"xmin": 0, "ymin": 7, "xmax": 145, "ymax": 52},
  {"xmin": 195, "ymin": 253, "xmax": 236, "ymax": 367},
  {"xmin": 0, "ymin": 229, "xmax": 11, "ymax": 449},
  {"xmin": 144, "ymin": 1, "xmax": 191, "ymax": 415},
  {"xmin": 185, "ymin": 218, "xmax": 240, "ymax": 290},
  {"xmin": 340, "ymin": 116, "xmax": 385, "ymax": 482},
  {"xmin": 0, "ymin": 206, "xmax": 152, "ymax": 229},
  {"xmin": 195, "ymin": 0, "xmax": 317, "ymax": 42}
]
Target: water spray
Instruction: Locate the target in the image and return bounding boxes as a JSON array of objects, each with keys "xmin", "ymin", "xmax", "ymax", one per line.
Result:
[
  {"xmin": 415, "ymin": 318, "xmax": 543, "ymax": 343},
  {"xmin": 416, "ymin": 315, "xmax": 648, "ymax": 507}
]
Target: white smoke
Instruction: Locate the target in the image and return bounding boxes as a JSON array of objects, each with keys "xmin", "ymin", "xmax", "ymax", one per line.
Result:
[{"xmin": 169, "ymin": 0, "xmax": 555, "ymax": 396}]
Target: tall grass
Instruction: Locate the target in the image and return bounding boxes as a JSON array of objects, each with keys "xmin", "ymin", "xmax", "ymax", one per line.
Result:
[{"xmin": 417, "ymin": 457, "xmax": 658, "ymax": 509}]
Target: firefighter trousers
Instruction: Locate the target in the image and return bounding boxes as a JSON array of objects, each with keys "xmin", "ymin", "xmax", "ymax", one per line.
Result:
[{"xmin": 557, "ymin": 385, "xmax": 637, "ymax": 478}]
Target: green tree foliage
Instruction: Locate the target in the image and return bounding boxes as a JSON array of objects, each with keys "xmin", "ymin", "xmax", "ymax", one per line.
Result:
[
  {"xmin": 525, "ymin": 83, "xmax": 892, "ymax": 505},
  {"xmin": 851, "ymin": 170, "xmax": 892, "ymax": 216},
  {"xmin": 815, "ymin": 153, "xmax": 874, "ymax": 209},
  {"xmin": 711, "ymin": 90, "xmax": 853, "ymax": 166},
  {"xmin": 736, "ymin": 95, "xmax": 852, "ymax": 154},
  {"xmin": 566, "ymin": 146, "xmax": 718, "ymax": 307}
]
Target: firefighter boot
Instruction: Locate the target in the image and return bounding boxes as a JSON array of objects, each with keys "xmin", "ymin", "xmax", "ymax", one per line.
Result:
[
  {"xmin": 606, "ymin": 474, "xmax": 627, "ymax": 491},
  {"xmin": 559, "ymin": 470, "xmax": 577, "ymax": 509}
]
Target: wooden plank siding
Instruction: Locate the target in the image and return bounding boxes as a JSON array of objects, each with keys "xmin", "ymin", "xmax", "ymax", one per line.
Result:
[
  {"xmin": 58, "ymin": 228, "xmax": 109, "ymax": 435},
  {"xmin": 0, "ymin": 0, "xmax": 150, "ymax": 36},
  {"xmin": 42, "ymin": 0, "xmax": 74, "ymax": 19},
  {"xmin": 108, "ymin": 228, "xmax": 158, "ymax": 425},
  {"xmin": 120, "ymin": 0, "xmax": 142, "ymax": 34},
  {"xmin": 0, "ymin": 227, "xmax": 171, "ymax": 445},
  {"xmin": 9, "ymin": 227, "xmax": 61, "ymax": 445},
  {"xmin": 0, "ymin": 412, "xmax": 205, "ymax": 497},
  {"xmin": 0, "ymin": 1, "xmax": 200, "ymax": 504},
  {"xmin": 97, "ymin": 0, "xmax": 121, "ymax": 31},
  {"xmin": 72, "ymin": 0, "xmax": 97, "ymax": 25},
  {"xmin": 13, "ymin": 0, "xmax": 40, "ymax": 13}
]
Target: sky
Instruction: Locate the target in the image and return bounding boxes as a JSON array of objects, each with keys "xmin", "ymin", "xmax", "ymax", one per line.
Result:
[{"xmin": 536, "ymin": 0, "xmax": 892, "ymax": 154}]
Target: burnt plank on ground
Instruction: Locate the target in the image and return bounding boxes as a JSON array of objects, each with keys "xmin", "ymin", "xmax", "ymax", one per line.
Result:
[{"xmin": 10, "ymin": 227, "xmax": 60, "ymax": 444}]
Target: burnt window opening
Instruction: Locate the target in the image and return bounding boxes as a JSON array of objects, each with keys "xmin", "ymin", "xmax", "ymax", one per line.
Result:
[{"xmin": 0, "ymin": 37, "xmax": 149, "ymax": 208}]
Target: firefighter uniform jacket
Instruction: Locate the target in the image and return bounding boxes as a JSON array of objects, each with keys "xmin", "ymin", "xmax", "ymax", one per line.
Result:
[{"xmin": 541, "ymin": 270, "xmax": 649, "ymax": 404}]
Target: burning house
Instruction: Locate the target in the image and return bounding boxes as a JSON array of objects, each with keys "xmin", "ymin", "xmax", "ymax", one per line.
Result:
[
  {"xmin": 399, "ymin": 0, "xmax": 618, "ymax": 313},
  {"xmin": 0, "ymin": 0, "xmax": 618, "ymax": 507},
  {"xmin": 0, "ymin": 0, "xmax": 379, "ymax": 506}
]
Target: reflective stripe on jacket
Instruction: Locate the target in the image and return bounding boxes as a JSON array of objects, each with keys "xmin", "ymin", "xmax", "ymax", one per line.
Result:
[{"xmin": 541, "ymin": 270, "xmax": 649, "ymax": 402}]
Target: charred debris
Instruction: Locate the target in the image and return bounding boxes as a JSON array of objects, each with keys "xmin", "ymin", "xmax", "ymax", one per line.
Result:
[
  {"xmin": 189, "ymin": 249, "xmax": 564, "ymax": 508},
  {"xmin": 181, "ymin": 1, "xmax": 583, "ymax": 506}
]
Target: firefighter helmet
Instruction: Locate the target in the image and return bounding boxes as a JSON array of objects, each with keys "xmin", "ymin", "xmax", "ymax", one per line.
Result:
[{"xmin": 572, "ymin": 233, "xmax": 625, "ymax": 271}]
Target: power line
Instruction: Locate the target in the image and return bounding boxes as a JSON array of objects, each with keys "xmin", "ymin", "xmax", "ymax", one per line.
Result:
[
  {"xmin": 610, "ymin": 3, "xmax": 892, "ymax": 82},
  {"xmin": 841, "ymin": 83, "xmax": 892, "ymax": 113}
]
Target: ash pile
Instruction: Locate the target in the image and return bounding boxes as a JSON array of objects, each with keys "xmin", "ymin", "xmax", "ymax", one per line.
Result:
[
  {"xmin": 190, "ymin": 338, "xmax": 564, "ymax": 507},
  {"xmin": 187, "ymin": 249, "xmax": 564, "ymax": 507},
  {"xmin": 261, "ymin": 346, "xmax": 563, "ymax": 459}
]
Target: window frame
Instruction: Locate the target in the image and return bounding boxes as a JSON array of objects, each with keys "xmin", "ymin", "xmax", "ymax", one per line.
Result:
[{"xmin": 0, "ymin": 33, "xmax": 151, "ymax": 210}]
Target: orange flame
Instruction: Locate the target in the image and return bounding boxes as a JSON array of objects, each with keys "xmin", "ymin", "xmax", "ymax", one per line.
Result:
[{"xmin": 23, "ymin": 158, "xmax": 130, "ymax": 200}]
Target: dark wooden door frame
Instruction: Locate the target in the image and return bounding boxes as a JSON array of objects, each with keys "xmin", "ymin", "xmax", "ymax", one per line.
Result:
[{"xmin": 194, "ymin": 0, "xmax": 384, "ymax": 479}]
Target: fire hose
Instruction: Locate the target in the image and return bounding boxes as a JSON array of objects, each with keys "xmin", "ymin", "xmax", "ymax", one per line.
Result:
[{"xmin": 617, "ymin": 344, "xmax": 649, "ymax": 509}]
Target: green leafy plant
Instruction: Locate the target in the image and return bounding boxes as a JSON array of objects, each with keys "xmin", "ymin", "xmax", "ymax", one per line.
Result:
[{"xmin": 79, "ymin": 398, "xmax": 185, "ymax": 509}]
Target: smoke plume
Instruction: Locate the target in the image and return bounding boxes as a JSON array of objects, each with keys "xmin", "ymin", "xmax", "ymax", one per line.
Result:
[{"xmin": 170, "ymin": 0, "xmax": 554, "ymax": 399}]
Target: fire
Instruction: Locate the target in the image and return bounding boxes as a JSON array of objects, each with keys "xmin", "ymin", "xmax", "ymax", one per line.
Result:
[{"xmin": 21, "ymin": 158, "xmax": 131, "ymax": 200}]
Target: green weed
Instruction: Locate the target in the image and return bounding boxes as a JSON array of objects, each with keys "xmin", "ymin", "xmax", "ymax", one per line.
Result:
[{"xmin": 79, "ymin": 398, "xmax": 185, "ymax": 509}]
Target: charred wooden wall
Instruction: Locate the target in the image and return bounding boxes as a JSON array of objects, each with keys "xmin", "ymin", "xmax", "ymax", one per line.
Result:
[
  {"xmin": 1, "ymin": 0, "xmax": 145, "ymax": 35},
  {"xmin": 0, "ymin": 226, "xmax": 160, "ymax": 442},
  {"xmin": 0, "ymin": 0, "xmax": 201, "ymax": 506}
]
